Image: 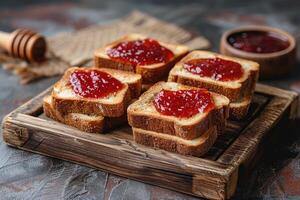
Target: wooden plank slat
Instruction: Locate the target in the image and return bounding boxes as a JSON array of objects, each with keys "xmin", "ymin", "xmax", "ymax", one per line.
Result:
[
  {"xmin": 256, "ymin": 83, "xmax": 297, "ymax": 99},
  {"xmin": 217, "ymin": 96, "xmax": 292, "ymax": 167},
  {"xmin": 255, "ymin": 83, "xmax": 299, "ymax": 118}
]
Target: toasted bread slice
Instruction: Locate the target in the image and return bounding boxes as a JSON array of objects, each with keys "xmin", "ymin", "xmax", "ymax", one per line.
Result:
[
  {"xmin": 133, "ymin": 126, "xmax": 217, "ymax": 157},
  {"xmin": 168, "ymin": 50, "xmax": 259, "ymax": 102},
  {"xmin": 128, "ymin": 82, "xmax": 229, "ymax": 140},
  {"xmin": 94, "ymin": 34, "xmax": 189, "ymax": 83},
  {"xmin": 229, "ymin": 98, "xmax": 251, "ymax": 120},
  {"xmin": 44, "ymin": 95, "xmax": 105, "ymax": 133},
  {"xmin": 52, "ymin": 67, "xmax": 141, "ymax": 117},
  {"xmin": 43, "ymin": 95, "xmax": 126, "ymax": 133}
]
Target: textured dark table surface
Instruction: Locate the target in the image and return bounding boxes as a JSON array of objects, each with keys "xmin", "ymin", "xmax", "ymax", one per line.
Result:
[{"xmin": 0, "ymin": 0, "xmax": 300, "ymax": 199}]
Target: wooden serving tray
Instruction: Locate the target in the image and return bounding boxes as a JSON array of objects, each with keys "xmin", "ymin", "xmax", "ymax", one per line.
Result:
[{"xmin": 2, "ymin": 83, "xmax": 298, "ymax": 200}]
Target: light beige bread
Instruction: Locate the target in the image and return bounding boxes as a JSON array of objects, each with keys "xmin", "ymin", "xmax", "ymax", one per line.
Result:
[
  {"xmin": 128, "ymin": 82, "xmax": 230, "ymax": 140},
  {"xmin": 43, "ymin": 95, "xmax": 126, "ymax": 133},
  {"xmin": 52, "ymin": 67, "xmax": 142, "ymax": 117},
  {"xmin": 168, "ymin": 50, "xmax": 259, "ymax": 119},
  {"xmin": 94, "ymin": 34, "xmax": 189, "ymax": 84},
  {"xmin": 133, "ymin": 126, "xmax": 217, "ymax": 157}
]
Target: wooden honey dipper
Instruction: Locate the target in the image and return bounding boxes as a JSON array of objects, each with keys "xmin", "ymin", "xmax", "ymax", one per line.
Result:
[{"xmin": 0, "ymin": 29, "xmax": 47, "ymax": 62}]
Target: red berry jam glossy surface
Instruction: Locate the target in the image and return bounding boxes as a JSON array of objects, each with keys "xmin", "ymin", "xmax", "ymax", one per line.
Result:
[
  {"xmin": 69, "ymin": 69, "xmax": 124, "ymax": 98},
  {"xmin": 106, "ymin": 38, "xmax": 174, "ymax": 67},
  {"xmin": 183, "ymin": 58, "xmax": 244, "ymax": 81},
  {"xmin": 153, "ymin": 89, "xmax": 215, "ymax": 118},
  {"xmin": 228, "ymin": 31, "xmax": 289, "ymax": 53}
]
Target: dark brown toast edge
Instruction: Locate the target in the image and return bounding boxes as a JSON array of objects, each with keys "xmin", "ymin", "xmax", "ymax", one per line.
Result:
[
  {"xmin": 168, "ymin": 51, "xmax": 260, "ymax": 102},
  {"xmin": 44, "ymin": 96, "xmax": 105, "ymax": 133},
  {"xmin": 128, "ymin": 82, "xmax": 229, "ymax": 140},
  {"xmin": 51, "ymin": 67, "xmax": 133, "ymax": 117},
  {"xmin": 52, "ymin": 95, "xmax": 130, "ymax": 117},
  {"xmin": 95, "ymin": 56, "xmax": 135, "ymax": 72},
  {"xmin": 44, "ymin": 96, "xmax": 126, "ymax": 133},
  {"xmin": 132, "ymin": 126, "xmax": 217, "ymax": 157},
  {"xmin": 128, "ymin": 79, "xmax": 142, "ymax": 99},
  {"xmin": 169, "ymin": 68, "xmax": 259, "ymax": 102},
  {"xmin": 129, "ymin": 106, "xmax": 228, "ymax": 140},
  {"xmin": 229, "ymin": 98, "xmax": 251, "ymax": 120},
  {"xmin": 94, "ymin": 34, "xmax": 189, "ymax": 84},
  {"xmin": 95, "ymin": 50, "xmax": 187, "ymax": 84}
]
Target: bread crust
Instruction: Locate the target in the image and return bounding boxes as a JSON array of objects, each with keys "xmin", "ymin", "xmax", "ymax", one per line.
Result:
[
  {"xmin": 44, "ymin": 96, "xmax": 105, "ymax": 133},
  {"xmin": 133, "ymin": 126, "xmax": 217, "ymax": 157},
  {"xmin": 129, "ymin": 106, "xmax": 227, "ymax": 139},
  {"xmin": 128, "ymin": 82, "xmax": 229, "ymax": 140},
  {"xmin": 94, "ymin": 34, "xmax": 189, "ymax": 84},
  {"xmin": 229, "ymin": 98, "xmax": 252, "ymax": 120},
  {"xmin": 95, "ymin": 55, "xmax": 186, "ymax": 84},
  {"xmin": 44, "ymin": 96, "xmax": 126, "ymax": 133},
  {"xmin": 52, "ymin": 95, "xmax": 130, "ymax": 117},
  {"xmin": 95, "ymin": 56, "xmax": 135, "ymax": 73}
]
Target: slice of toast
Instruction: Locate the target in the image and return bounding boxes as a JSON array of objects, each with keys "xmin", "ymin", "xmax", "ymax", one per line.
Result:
[
  {"xmin": 133, "ymin": 126, "xmax": 217, "ymax": 157},
  {"xmin": 128, "ymin": 82, "xmax": 229, "ymax": 140},
  {"xmin": 168, "ymin": 50, "xmax": 259, "ymax": 102},
  {"xmin": 43, "ymin": 95, "xmax": 126, "ymax": 133},
  {"xmin": 94, "ymin": 34, "xmax": 189, "ymax": 83},
  {"xmin": 229, "ymin": 98, "xmax": 251, "ymax": 120},
  {"xmin": 52, "ymin": 67, "xmax": 141, "ymax": 117},
  {"xmin": 44, "ymin": 95, "xmax": 105, "ymax": 133}
]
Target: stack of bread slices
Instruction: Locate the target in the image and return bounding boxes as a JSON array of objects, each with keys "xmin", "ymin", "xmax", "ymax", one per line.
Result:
[
  {"xmin": 43, "ymin": 67, "xmax": 142, "ymax": 133},
  {"xmin": 168, "ymin": 51, "xmax": 259, "ymax": 119},
  {"xmin": 44, "ymin": 34, "xmax": 259, "ymax": 157},
  {"xmin": 94, "ymin": 33, "xmax": 189, "ymax": 87},
  {"xmin": 127, "ymin": 82, "xmax": 230, "ymax": 156}
]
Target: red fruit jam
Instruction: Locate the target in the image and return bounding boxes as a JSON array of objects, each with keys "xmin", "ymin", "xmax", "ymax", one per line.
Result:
[
  {"xmin": 153, "ymin": 89, "xmax": 215, "ymax": 118},
  {"xmin": 106, "ymin": 38, "xmax": 174, "ymax": 67},
  {"xmin": 183, "ymin": 58, "xmax": 244, "ymax": 81},
  {"xmin": 228, "ymin": 31, "xmax": 289, "ymax": 53},
  {"xmin": 69, "ymin": 69, "xmax": 124, "ymax": 98}
]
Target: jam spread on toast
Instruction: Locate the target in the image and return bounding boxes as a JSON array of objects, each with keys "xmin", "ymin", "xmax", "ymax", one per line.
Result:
[
  {"xmin": 107, "ymin": 38, "xmax": 174, "ymax": 67},
  {"xmin": 153, "ymin": 89, "xmax": 215, "ymax": 118},
  {"xmin": 69, "ymin": 69, "xmax": 124, "ymax": 98},
  {"xmin": 228, "ymin": 31, "xmax": 289, "ymax": 53},
  {"xmin": 183, "ymin": 58, "xmax": 244, "ymax": 81}
]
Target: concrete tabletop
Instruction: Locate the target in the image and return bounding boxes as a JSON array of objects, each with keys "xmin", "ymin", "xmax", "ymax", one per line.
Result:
[{"xmin": 0, "ymin": 0, "xmax": 299, "ymax": 199}]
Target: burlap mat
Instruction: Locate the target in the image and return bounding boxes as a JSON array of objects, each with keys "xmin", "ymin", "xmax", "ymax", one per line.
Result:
[{"xmin": 0, "ymin": 11, "xmax": 210, "ymax": 84}]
